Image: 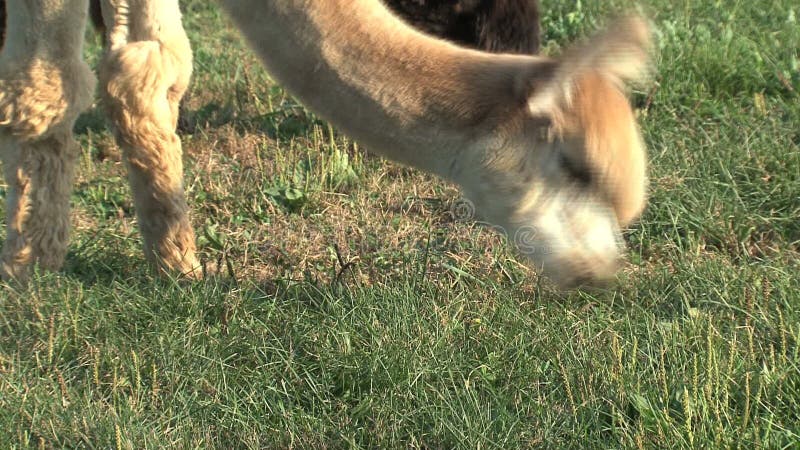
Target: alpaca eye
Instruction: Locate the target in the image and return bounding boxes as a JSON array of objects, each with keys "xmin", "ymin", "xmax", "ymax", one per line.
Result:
[{"xmin": 559, "ymin": 153, "xmax": 592, "ymax": 185}]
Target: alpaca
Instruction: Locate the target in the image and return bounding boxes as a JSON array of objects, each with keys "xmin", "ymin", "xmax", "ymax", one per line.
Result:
[
  {"xmin": 0, "ymin": 1, "xmax": 539, "ymax": 53},
  {"xmin": 1, "ymin": 0, "xmax": 196, "ymax": 279},
  {"xmin": 0, "ymin": 0, "xmax": 650, "ymax": 288},
  {"xmin": 385, "ymin": 0, "xmax": 540, "ymax": 54},
  {"xmin": 0, "ymin": 0, "xmax": 540, "ymax": 281},
  {"xmin": 1, "ymin": 1, "xmax": 539, "ymax": 142}
]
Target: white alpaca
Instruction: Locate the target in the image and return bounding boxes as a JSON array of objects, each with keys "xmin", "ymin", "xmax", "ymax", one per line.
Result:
[
  {"xmin": 0, "ymin": 0, "xmax": 650, "ymax": 288},
  {"xmin": 1, "ymin": 0, "xmax": 196, "ymax": 279}
]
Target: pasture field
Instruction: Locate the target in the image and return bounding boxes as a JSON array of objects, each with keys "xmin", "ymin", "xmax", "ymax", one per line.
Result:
[{"xmin": 1, "ymin": 0, "xmax": 799, "ymax": 448}]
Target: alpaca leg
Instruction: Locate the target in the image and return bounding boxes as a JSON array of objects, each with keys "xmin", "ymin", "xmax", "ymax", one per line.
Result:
[
  {"xmin": 0, "ymin": 0, "xmax": 95, "ymax": 280},
  {"xmin": 99, "ymin": 0, "xmax": 199, "ymax": 276},
  {"xmin": 0, "ymin": 132, "xmax": 81, "ymax": 279}
]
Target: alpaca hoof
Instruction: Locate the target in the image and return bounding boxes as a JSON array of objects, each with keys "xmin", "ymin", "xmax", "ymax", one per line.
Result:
[
  {"xmin": 0, "ymin": 261, "xmax": 30, "ymax": 284},
  {"xmin": 157, "ymin": 257, "xmax": 205, "ymax": 280}
]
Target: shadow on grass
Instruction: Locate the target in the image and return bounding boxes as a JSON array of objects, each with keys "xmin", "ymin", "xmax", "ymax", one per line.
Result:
[
  {"xmin": 59, "ymin": 243, "xmax": 336, "ymax": 316},
  {"xmin": 62, "ymin": 247, "xmax": 151, "ymax": 285},
  {"xmin": 179, "ymin": 101, "xmax": 323, "ymax": 140},
  {"xmin": 71, "ymin": 99, "xmax": 322, "ymax": 142},
  {"xmin": 74, "ymin": 108, "xmax": 107, "ymax": 135}
]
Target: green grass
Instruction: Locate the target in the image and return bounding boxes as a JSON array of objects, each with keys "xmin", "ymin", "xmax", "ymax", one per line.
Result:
[{"xmin": 2, "ymin": 0, "xmax": 799, "ymax": 448}]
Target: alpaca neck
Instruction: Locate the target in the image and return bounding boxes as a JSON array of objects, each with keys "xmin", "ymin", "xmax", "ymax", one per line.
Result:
[{"xmin": 219, "ymin": 0, "xmax": 545, "ymax": 181}]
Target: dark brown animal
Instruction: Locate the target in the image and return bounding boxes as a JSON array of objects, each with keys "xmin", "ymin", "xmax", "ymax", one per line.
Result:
[
  {"xmin": 385, "ymin": 0, "xmax": 540, "ymax": 54},
  {"xmin": 1, "ymin": 1, "xmax": 539, "ymax": 54},
  {"xmin": 0, "ymin": 1, "xmax": 5, "ymax": 47}
]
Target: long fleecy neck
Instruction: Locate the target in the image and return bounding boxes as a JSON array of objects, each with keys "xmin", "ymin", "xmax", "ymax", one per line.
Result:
[{"xmin": 219, "ymin": 0, "xmax": 540, "ymax": 179}]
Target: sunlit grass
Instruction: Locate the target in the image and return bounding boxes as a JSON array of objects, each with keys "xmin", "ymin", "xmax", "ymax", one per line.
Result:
[{"xmin": 1, "ymin": 0, "xmax": 798, "ymax": 447}]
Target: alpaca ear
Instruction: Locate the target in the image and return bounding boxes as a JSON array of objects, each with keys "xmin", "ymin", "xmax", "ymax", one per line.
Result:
[{"xmin": 528, "ymin": 15, "xmax": 652, "ymax": 115}]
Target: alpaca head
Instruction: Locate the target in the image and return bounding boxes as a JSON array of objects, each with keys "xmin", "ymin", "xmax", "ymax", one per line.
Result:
[{"xmin": 463, "ymin": 16, "xmax": 651, "ymax": 288}]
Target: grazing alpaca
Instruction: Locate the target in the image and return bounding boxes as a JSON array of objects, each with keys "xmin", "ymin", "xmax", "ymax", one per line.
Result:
[
  {"xmin": 0, "ymin": 1, "xmax": 539, "ymax": 53},
  {"xmin": 0, "ymin": 0, "xmax": 650, "ymax": 288},
  {"xmin": 0, "ymin": 0, "xmax": 539, "ymax": 281}
]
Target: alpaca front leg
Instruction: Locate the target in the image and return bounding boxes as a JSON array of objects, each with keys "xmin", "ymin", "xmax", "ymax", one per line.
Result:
[
  {"xmin": 99, "ymin": 0, "xmax": 199, "ymax": 276},
  {"xmin": 0, "ymin": 139, "xmax": 32, "ymax": 280},
  {"xmin": 0, "ymin": 0, "xmax": 95, "ymax": 281},
  {"xmin": 0, "ymin": 132, "xmax": 80, "ymax": 280}
]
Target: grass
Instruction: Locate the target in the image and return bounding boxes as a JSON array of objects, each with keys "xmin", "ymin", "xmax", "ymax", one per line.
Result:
[{"xmin": 1, "ymin": 0, "xmax": 799, "ymax": 448}]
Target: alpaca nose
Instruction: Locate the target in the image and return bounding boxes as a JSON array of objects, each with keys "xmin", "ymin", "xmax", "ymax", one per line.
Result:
[
  {"xmin": 548, "ymin": 253, "xmax": 623, "ymax": 290},
  {"xmin": 565, "ymin": 265, "xmax": 619, "ymax": 289}
]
